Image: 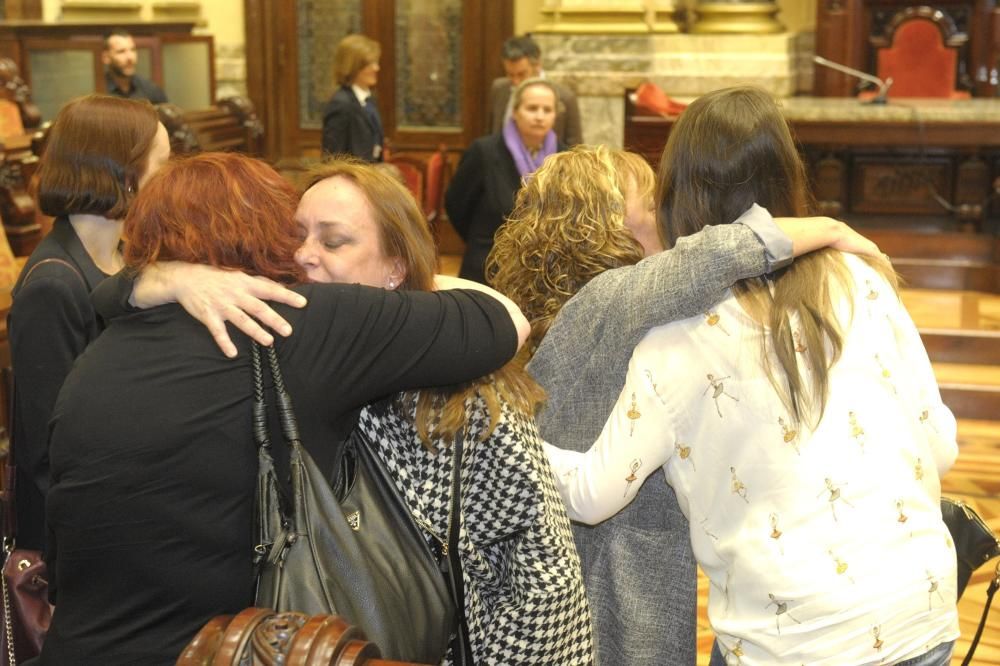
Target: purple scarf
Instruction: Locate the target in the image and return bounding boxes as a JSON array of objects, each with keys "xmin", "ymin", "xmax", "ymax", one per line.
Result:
[{"xmin": 503, "ymin": 118, "xmax": 558, "ymax": 177}]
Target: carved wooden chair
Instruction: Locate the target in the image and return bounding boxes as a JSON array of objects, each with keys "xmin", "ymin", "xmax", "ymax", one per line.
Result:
[
  {"xmin": 0, "ymin": 57, "xmax": 48, "ymax": 256},
  {"xmin": 177, "ymin": 608, "xmax": 432, "ymax": 665},
  {"xmin": 156, "ymin": 96, "xmax": 265, "ymax": 156},
  {"xmin": 384, "ymin": 144, "xmax": 450, "ymax": 225},
  {"xmin": 868, "ymin": 7, "xmax": 972, "ymax": 99}
]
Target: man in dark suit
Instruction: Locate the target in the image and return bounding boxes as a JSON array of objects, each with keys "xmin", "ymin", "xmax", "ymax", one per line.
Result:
[
  {"xmin": 487, "ymin": 35, "xmax": 582, "ymax": 146},
  {"xmin": 103, "ymin": 29, "xmax": 168, "ymax": 104}
]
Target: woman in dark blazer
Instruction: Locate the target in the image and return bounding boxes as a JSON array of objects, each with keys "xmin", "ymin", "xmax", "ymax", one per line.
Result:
[
  {"xmin": 445, "ymin": 78, "xmax": 563, "ymax": 284},
  {"xmin": 8, "ymin": 94, "xmax": 169, "ymax": 552},
  {"xmin": 321, "ymin": 34, "xmax": 384, "ymax": 162}
]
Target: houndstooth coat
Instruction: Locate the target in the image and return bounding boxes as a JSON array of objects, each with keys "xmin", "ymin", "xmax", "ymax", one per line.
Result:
[{"xmin": 357, "ymin": 395, "xmax": 594, "ymax": 665}]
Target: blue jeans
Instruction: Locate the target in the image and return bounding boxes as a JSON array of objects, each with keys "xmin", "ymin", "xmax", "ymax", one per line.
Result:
[{"xmin": 709, "ymin": 639, "xmax": 955, "ymax": 665}]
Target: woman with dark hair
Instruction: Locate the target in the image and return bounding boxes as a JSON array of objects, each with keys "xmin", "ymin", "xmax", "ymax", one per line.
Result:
[
  {"xmin": 41, "ymin": 152, "xmax": 528, "ymax": 664},
  {"xmin": 445, "ymin": 77, "xmax": 563, "ymax": 284},
  {"xmin": 8, "ymin": 94, "xmax": 169, "ymax": 551},
  {"xmin": 321, "ymin": 34, "xmax": 384, "ymax": 162},
  {"xmin": 544, "ymin": 87, "xmax": 959, "ymax": 665}
]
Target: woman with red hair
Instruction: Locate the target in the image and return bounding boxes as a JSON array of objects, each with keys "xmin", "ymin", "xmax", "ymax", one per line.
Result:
[{"xmin": 40, "ymin": 152, "xmax": 528, "ymax": 665}]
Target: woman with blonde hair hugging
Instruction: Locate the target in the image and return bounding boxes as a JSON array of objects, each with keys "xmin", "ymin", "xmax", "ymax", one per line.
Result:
[
  {"xmin": 487, "ymin": 143, "xmax": 881, "ymax": 665},
  {"xmin": 544, "ymin": 87, "xmax": 958, "ymax": 665}
]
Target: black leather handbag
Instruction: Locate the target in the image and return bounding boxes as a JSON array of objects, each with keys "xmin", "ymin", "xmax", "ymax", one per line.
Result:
[
  {"xmin": 940, "ymin": 496, "xmax": 999, "ymax": 666},
  {"xmin": 941, "ymin": 496, "xmax": 999, "ymax": 598},
  {"xmin": 250, "ymin": 343, "xmax": 457, "ymax": 665}
]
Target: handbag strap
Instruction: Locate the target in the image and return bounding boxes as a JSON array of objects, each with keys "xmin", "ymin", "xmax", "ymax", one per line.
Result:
[
  {"xmin": 961, "ymin": 560, "xmax": 999, "ymax": 666},
  {"xmin": 250, "ymin": 342, "xmax": 302, "ymax": 450},
  {"xmin": 445, "ymin": 433, "xmax": 473, "ymax": 666},
  {"xmin": 1, "ymin": 547, "xmax": 14, "ymax": 665},
  {"xmin": 2, "ymin": 258, "xmax": 86, "ymax": 546}
]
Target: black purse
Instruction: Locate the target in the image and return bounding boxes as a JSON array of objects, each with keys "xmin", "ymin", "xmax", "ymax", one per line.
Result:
[
  {"xmin": 940, "ymin": 496, "xmax": 999, "ymax": 666},
  {"xmin": 250, "ymin": 343, "xmax": 457, "ymax": 664}
]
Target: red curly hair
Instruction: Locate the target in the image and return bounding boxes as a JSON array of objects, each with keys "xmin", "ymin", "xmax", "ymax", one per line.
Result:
[{"xmin": 123, "ymin": 152, "xmax": 305, "ymax": 284}]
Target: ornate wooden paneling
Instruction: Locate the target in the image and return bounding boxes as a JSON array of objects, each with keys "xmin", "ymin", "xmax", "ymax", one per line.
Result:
[
  {"xmin": 623, "ymin": 92, "xmax": 1000, "ymax": 234},
  {"xmin": 243, "ymin": 0, "xmax": 512, "ymax": 161}
]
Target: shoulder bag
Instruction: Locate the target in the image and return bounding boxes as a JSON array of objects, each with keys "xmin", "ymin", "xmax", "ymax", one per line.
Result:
[
  {"xmin": 940, "ymin": 496, "xmax": 999, "ymax": 666},
  {"xmin": 250, "ymin": 343, "xmax": 458, "ymax": 664}
]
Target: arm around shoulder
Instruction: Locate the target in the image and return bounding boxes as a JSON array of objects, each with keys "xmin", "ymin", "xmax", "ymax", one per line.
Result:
[
  {"xmin": 296, "ymin": 284, "xmax": 521, "ymax": 402},
  {"xmin": 434, "ymin": 274, "xmax": 529, "ymax": 349}
]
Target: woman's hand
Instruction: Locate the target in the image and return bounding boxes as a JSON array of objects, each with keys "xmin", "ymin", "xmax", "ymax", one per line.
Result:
[
  {"xmin": 132, "ymin": 262, "xmax": 307, "ymax": 358},
  {"xmin": 775, "ymin": 216, "xmax": 881, "ymax": 259}
]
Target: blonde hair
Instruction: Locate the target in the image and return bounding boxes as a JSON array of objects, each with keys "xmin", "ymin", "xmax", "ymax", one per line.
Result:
[
  {"xmin": 658, "ymin": 86, "xmax": 897, "ymax": 427},
  {"xmin": 487, "ymin": 145, "xmax": 651, "ymax": 355},
  {"xmin": 303, "ymin": 157, "xmax": 543, "ymax": 446},
  {"xmin": 333, "ymin": 34, "xmax": 381, "ymax": 87}
]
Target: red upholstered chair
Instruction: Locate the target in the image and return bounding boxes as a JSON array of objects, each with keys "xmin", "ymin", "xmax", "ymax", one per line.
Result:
[
  {"xmin": 870, "ymin": 9, "xmax": 970, "ymax": 99},
  {"xmin": 423, "ymin": 145, "xmax": 448, "ymax": 224},
  {"xmin": 385, "ymin": 144, "xmax": 450, "ymax": 224}
]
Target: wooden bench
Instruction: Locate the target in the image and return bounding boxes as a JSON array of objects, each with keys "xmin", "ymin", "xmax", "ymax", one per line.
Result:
[{"xmin": 157, "ymin": 96, "xmax": 264, "ymax": 156}]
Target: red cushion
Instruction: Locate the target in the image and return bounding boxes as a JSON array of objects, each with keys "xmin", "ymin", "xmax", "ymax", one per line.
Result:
[
  {"xmin": 424, "ymin": 150, "xmax": 445, "ymax": 218},
  {"xmin": 634, "ymin": 82, "xmax": 687, "ymax": 117}
]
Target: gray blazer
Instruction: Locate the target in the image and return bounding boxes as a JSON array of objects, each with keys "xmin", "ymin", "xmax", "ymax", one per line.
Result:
[
  {"xmin": 528, "ymin": 209, "xmax": 790, "ymax": 666},
  {"xmin": 488, "ymin": 77, "xmax": 583, "ymax": 147}
]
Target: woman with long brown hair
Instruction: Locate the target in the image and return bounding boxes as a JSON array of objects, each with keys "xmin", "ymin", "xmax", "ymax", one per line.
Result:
[
  {"xmin": 545, "ymin": 87, "xmax": 959, "ymax": 665},
  {"xmin": 488, "ymin": 143, "xmax": 879, "ymax": 666}
]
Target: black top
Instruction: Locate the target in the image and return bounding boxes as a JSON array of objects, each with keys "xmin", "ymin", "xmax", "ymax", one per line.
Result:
[
  {"xmin": 40, "ymin": 284, "xmax": 516, "ymax": 665},
  {"xmin": 321, "ymin": 86, "xmax": 383, "ymax": 163},
  {"xmin": 8, "ymin": 217, "xmax": 109, "ymax": 551},
  {"xmin": 104, "ymin": 71, "xmax": 168, "ymax": 104},
  {"xmin": 444, "ymin": 133, "xmax": 563, "ymax": 284}
]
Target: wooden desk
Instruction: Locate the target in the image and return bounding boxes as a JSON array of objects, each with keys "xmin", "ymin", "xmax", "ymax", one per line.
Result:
[{"xmin": 624, "ymin": 94, "xmax": 1000, "ymax": 233}]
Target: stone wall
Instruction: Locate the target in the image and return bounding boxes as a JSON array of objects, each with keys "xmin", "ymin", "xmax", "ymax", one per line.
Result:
[{"xmin": 538, "ymin": 31, "xmax": 815, "ymax": 148}]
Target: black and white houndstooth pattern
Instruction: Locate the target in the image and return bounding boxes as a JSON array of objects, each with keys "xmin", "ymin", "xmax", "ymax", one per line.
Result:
[{"xmin": 357, "ymin": 396, "xmax": 594, "ymax": 665}]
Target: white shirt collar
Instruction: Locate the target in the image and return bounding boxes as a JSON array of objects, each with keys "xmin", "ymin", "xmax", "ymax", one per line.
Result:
[{"xmin": 351, "ymin": 84, "xmax": 371, "ymax": 105}]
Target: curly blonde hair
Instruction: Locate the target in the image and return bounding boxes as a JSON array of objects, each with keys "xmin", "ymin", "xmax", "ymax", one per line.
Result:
[{"xmin": 486, "ymin": 145, "xmax": 652, "ymax": 355}]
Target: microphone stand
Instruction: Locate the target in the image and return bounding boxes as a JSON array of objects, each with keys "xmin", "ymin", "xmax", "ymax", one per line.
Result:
[{"xmin": 813, "ymin": 56, "xmax": 893, "ymax": 104}]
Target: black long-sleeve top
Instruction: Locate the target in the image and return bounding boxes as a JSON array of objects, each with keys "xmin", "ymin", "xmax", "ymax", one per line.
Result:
[{"xmin": 40, "ymin": 283, "xmax": 516, "ymax": 665}]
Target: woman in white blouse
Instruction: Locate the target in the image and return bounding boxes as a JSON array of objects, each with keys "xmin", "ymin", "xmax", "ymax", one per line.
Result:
[{"xmin": 545, "ymin": 86, "xmax": 959, "ymax": 666}]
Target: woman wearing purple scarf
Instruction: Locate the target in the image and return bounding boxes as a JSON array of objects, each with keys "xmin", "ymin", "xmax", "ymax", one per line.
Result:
[{"xmin": 446, "ymin": 78, "xmax": 561, "ymax": 284}]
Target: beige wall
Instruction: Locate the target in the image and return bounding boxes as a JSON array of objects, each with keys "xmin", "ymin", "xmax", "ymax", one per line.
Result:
[
  {"xmin": 40, "ymin": 0, "xmax": 245, "ymax": 47},
  {"xmin": 515, "ymin": 0, "xmax": 816, "ymax": 34}
]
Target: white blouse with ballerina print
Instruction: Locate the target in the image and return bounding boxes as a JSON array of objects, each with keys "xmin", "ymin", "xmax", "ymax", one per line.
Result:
[{"xmin": 545, "ymin": 252, "xmax": 960, "ymax": 665}]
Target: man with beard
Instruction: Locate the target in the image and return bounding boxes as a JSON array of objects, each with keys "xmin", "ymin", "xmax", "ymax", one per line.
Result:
[{"xmin": 102, "ymin": 29, "xmax": 168, "ymax": 104}]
